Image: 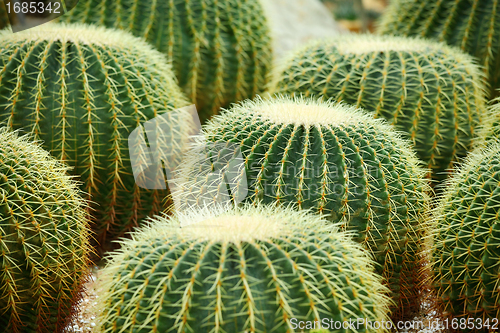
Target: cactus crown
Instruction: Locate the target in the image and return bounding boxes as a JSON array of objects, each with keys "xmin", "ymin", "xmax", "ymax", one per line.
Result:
[
  {"xmin": 135, "ymin": 204, "xmax": 340, "ymax": 243},
  {"xmin": 234, "ymin": 96, "xmax": 362, "ymax": 126},
  {"xmin": 98, "ymin": 205, "xmax": 391, "ymax": 333},
  {"xmin": 315, "ymin": 34, "xmax": 477, "ymax": 58},
  {"xmin": 431, "ymin": 143, "xmax": 500, "ymax": 320},
  {"xmin": 0, "ymin": 128, "xmax": 91, "ymax": 332},
  {"xmin": 0, "ymin": 23, "xmax": 189, "ymax": 247},
  {"xmin": 271, "ymin": 34, "xmax": 486, "ymax": 182},
  {"xmin": 1, "ymin": 22, "xmax": 160, "ymax": 47},
  {"xmin": 205, "ymin": 95, "xmax": 390, "ymax": 130}
]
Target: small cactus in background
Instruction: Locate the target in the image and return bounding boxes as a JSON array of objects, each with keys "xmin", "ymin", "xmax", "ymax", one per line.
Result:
[
  {"xmin": 271, "ymin": 35, "xmax": 487, "ymax": 183},
  {"xmin": 431, "ymin": 143, "xmax": 500, "ymax": 323},
  {"xmin": 0, "ymin": 23, "xmax": 189, "ymax": 248},
  {"xmin": 377, "ymin": 0, "xmax": 500, "ymax": 98},
  {"xmin": 61, "ymin": 0, "xmax": 273, "ymax": 123},
  {"xmin": 97, "ymin": 205, "xmax": 391, "ymax": 333},
  {"xmin": 0, "ymin": 128, "xmax": 91, "ymax": 333},
  {"xmin": 174, "ymin": 96, "xmax": 430, "ymax": 317}
]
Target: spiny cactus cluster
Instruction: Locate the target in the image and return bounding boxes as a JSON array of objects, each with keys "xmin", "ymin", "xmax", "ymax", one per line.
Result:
[
  {"xmin": 272, "ymin": 35, "xmax": 487, "ymax": 182},
  {"xmin": 174, "ymin": 96, "xmax": 430, "ymax": 316},
  {"xmin": 97, "ymin": 205, "xmax": 391, "ymax": 333},
  {"xmin": 61, "ymin": 0, "xmax": 273, "ymax": 123},
  {"xmin": 431, "ymin": 143, "xmax": 500, "ymax": 323},
  {"xmin": 0, "ymin": 23, "xmax": 190, "ymax": 248},
  {"xmin": 378, "ymin": 0, "xmax": 500, "ymax": 98},
  {"xmin": 0, "ymin": 128, "xmax": 91, "ymax": 333}
]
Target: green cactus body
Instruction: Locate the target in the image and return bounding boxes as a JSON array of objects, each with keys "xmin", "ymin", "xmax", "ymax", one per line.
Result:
[
  {"xmin": 377, "ymin": 0, "xmax": 500, "ymax": 98},
  {"xmin": 431, "ymin": 144, "xmax": 500, "ymax": 323},
  {"xmin": 61, "ymin": 0, "xmax": 273, "ymax": 123},
  {"xmin": 98, "ymin": 205, "xmax": 391, "ymax": 333},
  {"xmin": 0, "ymin": 23, "xmax": 189, "ymax": 247},
  {"xmin": 0, "ymin": 128, "xmax": 91, "ymax": 333},
  {"xmin": 271, "ymin": 35, "xmax": 487, "ymax": 183},
  {"xmin": 174, "ymin": 96, "xmax": 430, "ymax": 317}
]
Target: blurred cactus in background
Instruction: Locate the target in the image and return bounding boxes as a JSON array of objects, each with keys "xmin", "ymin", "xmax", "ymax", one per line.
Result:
[
  {"xmin": 378, "ymin": 0, "xmax": 500, "ymax": 98},
  {"xmin": 61, "ymin": 0, "xmax": 273, "ymax": 124}
]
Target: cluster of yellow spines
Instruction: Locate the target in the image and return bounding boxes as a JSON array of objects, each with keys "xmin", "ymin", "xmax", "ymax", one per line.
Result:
[{"xmin": 0, "ymin": 128, "xmax": 91, "ymax": 332}]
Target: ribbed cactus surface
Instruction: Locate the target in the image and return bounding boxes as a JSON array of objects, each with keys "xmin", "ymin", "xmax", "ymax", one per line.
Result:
[
  {"xmin": 272, "ymin": 35, "xmax": 487, "ymax": 182},
  {"xmin": 431, "ymin": 144, "xmax": 500, "ymax": 322},
  {"xmin": 0, "ymin": 23, "xmax": 189, "ymax": 247},
  {"xmin": 98, "ymin": 205, "xmax": 391, "ymax": 333},
  {"xmin": 61, "ymin": 0, "xmax": 273, "ymax": 123},
  {"xmin": 378, "ymin": 0, "xmax": 500, "ymax": 98},
  {"xmin": 0, "ymin": 128, "xmax": 91, "ymax": 333},
  {"xmin": 174, "ymin": 96, "xmax": 430, "ymax": 317}
]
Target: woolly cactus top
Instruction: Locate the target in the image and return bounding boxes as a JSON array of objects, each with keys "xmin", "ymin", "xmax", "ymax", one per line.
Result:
[
  {"xmin": 236, "ymin": 96, "xmax": 364, "ymax": 126},
  {"xmin": 0, "ymin": 22, "xmax": 163, "ymax": 54},
  {"xmin": 137, "ymin": 205, "xmax": 343, "ymax": 243},
  {"xmin": 173, "ymin": 204, "xmax": 342, "ymax": 243},
  {"xmin": 205, "ymin": 95, "xmax": 408, "ymax": 133},
  {"xmin": 0, "ymin": 23, "xmax": 178, "ymax": 90},
  {"xmin": 314, "ymin": 34, "xmax": 477, "ymax": 61}
]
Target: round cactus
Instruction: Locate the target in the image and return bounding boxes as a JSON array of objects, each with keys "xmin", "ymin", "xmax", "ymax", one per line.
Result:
[
  {"xmin": 431, "ymin": 143, "xmax": 500, "ymax": 323},
  {"xmin": 271, "ymin": 35, "xmax": 487, "ymax": 183},
  {"xmin": 97, "ymin": 205, "xmax": 391, "ymax": 333},
  {"xmin": 174, "ymin": 96, "xmax": 430, "ymax": 317},
  {"xmin": 377, "ymin": 0, "xmax": 500, "ymax": 98},
  {"xmin": 0, "ymin": 128, "xmax": 91, "ymax": 333},
  {"xmin": 61, "ymin": 0, "xmax": 273, "ymax": 123},
  {"xmin": 0, "ymin": 23, "xmax": 189, "ymax": 248}
]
